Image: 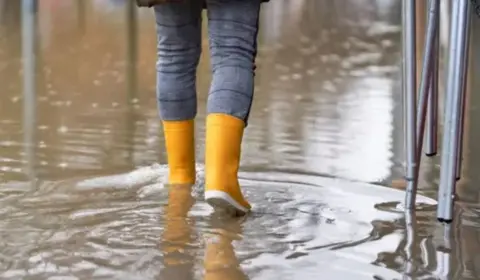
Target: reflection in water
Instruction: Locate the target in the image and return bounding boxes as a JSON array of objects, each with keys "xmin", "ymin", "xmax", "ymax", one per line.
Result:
[
  {"xmin": 204, "ymin": 215, "xmax": 247, "ymax": 280},
  {"xmin": 437, "ymin": 223, "xmax": 454, "ymax": 279},
  {"xmin": 161, "ymin": 184, "xmax": 195, "ymax": 279},
  {"xmin": 0, "ymin": 0, "xmax": 480, "ymax": 279},
  {"xmin": 403, "ymin": 209, "xmax": 418, "ymax": 279}
]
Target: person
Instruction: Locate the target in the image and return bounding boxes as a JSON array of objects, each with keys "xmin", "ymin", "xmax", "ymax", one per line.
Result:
[{"xmin": 150, "ymin": 0, "xmax": 267, "ymax": 216}]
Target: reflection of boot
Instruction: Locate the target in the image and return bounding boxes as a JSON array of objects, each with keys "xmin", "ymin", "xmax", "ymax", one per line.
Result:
[
  {"xmin": 204, "ymin": 114, "xmax": 251, "ymax": 216},
  {"xmin": 204, "ymin": 219, "xmax": 248, "ymax": 280},
  {"xmin": 161, "ymin": 184, "xmax": 195, "ymax": 279},
  {"xmin": 163, "ymin": 120, "xmax": 196, "ymax": 184},
  {"xmin": 163, "ymin": 184, "xmax": 194, "ymax": 244}
]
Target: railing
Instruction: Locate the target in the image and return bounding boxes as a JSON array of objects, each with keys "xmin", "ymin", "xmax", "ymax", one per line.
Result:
[{"xmin": 402, "ymin": 0, "xmax": 473, "ymax": 223}]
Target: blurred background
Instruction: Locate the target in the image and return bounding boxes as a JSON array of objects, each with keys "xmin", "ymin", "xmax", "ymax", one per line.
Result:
[{"xmin": 0, "ymin": 0, "xmax": 479, "ymax": 279}]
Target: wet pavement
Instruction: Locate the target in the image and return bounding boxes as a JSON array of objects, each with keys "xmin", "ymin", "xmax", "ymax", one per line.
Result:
[{"xmin": 0, "ymin": 0, "xmax": 479, "ymax": 279}]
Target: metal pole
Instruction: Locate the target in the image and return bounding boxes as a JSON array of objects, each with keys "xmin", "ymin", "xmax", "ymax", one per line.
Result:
[
  {"xmin": 437, "ymin": 0, "xmax": 470, "ymax": 223},
  {"xmin": 455, "ymin": 2, "xmax": 471, "ymax": 181},
  {"xmin": 406, "ymin": 0, "xmax": 439, "ymax": 208},
  {"xmin": 415, "ymin": 0, "xmax": 439, "ymax": 160},
  {"xmin": 425, "ymin": 0, "xmax": 440, "ymax": 157},
  {"xmin": 22, "ymin": 0, "xmax": 37, "ymax": 183},
  {"xmin": 405, "ymin": 0, "xmax": 440, "ymax": 208},
  {"xmin": 76, "ymin": 0, "xmax": 86, "ymax": 32},
  {"xmin": 403, "ymin": 0, "xmax": 417, "ymax": 209},
  {"xmin": 126, "ymin": 0, "xmax": 137, "ymax": 98},
  {"xmin": 126, "ymin": 0, "xmax": 138, "ymax": 165}
]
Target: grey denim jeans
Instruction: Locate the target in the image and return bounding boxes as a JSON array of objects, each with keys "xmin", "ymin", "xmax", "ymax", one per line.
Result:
[{"xmin": 154, "ymin": 0, "xmax": 261, "ymax": 122}]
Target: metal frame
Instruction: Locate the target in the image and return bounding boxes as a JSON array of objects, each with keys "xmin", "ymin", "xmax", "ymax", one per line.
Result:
[{"xmin": 402, "ymin": 0, "xmax": 472, "ymax": 223}]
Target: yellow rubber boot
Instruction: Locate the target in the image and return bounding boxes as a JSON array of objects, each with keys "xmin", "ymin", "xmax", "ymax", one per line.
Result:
[
  {"xmin": 205, "ymin": 114, "xmax": 251, "ymax": 216},
  {"xmin": 163, "ymin": 120, "xmax": 196, "ymax": 185}
]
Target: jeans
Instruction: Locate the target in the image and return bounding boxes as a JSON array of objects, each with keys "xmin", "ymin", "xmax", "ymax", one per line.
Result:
[{"xmin": 154, "ymin": 0, "xmax": 261, "ymax": 123}]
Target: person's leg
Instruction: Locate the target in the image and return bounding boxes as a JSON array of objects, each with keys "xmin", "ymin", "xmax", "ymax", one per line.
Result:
[
  {"xmin": 204, "ymin": 0, "xmax": 262, "ymax": 215},
  {"xmin": 154, "ymin": 1, "xmax": 203, "ymax": 184}
]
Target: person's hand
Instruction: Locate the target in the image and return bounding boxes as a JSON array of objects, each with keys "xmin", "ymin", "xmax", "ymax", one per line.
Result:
[{"xmin": 135, "ymin": 0, "xmax": 184, "ymax": 8}]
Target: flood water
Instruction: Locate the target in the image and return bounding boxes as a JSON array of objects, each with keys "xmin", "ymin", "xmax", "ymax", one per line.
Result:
[{"xmin": 0, "ymin": 0, "xmax": 480, "ymax": 279}]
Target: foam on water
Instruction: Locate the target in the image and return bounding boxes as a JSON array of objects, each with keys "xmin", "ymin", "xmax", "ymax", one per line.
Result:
[{"xmin": 75, "ymin": 163, "xmax": 168, "ymax": 190}]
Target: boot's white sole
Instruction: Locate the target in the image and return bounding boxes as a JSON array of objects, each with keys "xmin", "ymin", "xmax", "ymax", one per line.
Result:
[{"xmin": 205, "ymin": 190, "xmax": 249, "ymax": 216}]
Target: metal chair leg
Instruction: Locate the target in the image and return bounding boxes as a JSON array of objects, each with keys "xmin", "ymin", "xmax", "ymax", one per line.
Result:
[
  {"xmin": 403, "ymin": 0, "xmax": 418, "ymax": 209},
  {"xmin": 437, "ymin": 0, "xmax": 471, "ymax": 223},
  {"xmin": 405, "ymin": 0, "xmax": 440, "ymax": 208},
  {"xmin": 425, "ymin": 0, "xmax": 440, "ymax": 157},
  {"xmin": 416, "ymin": 0, "xmax": 440, "ymax": 159},
  {"xmin": 455, "ymin": 2, "xmax": 472, "ymax": 181}
]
